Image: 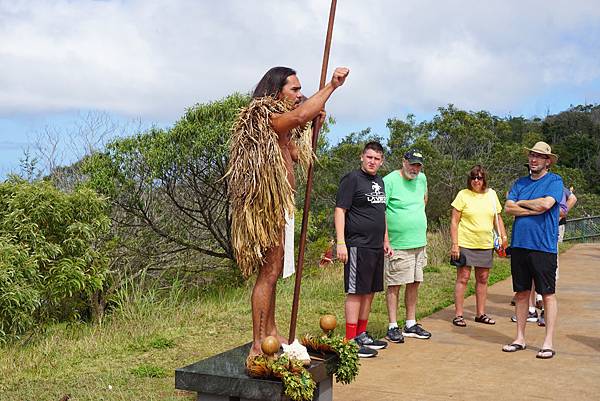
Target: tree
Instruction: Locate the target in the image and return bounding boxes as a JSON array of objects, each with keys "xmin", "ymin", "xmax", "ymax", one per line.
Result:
[
  {"xmin": 83, "ymin": 93, "xmax": 250, "ymax": 276},
  {"xmin": 542, "ymin": 105, "xmax": 600, "ymax": 194},
  {"xmin": 23, "ymin": 111, "xmax": 142, "ymax": 190}
]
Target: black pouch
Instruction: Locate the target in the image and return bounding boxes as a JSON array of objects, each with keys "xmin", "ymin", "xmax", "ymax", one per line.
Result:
[{"xmin": 450, "ymin": 253, "xmax": 467, "ymax": 267}]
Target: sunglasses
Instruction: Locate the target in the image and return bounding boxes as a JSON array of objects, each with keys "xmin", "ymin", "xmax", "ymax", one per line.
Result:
[
  {"xmin": 528, "ymin": 152, "xmax": 549, "ymax": 160},
  {"xmin": 471, "ymin": 176, "xmax": 484, "ymax": 181}
]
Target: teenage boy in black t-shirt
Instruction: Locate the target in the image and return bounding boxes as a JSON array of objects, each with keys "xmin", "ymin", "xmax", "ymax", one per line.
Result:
[{"xmin": 334, "ymin": 141, "xmax": 393, "ymax": 358}]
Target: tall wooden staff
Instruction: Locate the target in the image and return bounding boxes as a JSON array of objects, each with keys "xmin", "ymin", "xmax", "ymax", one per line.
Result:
[{"xmin": 289, "ymin": 0, "xmax": 338, "ymax": 342}]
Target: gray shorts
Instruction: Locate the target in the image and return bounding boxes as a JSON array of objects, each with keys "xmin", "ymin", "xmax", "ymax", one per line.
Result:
[{"xmin": 385, "ymin": 247, "xmax": 427, "ymax": 286}]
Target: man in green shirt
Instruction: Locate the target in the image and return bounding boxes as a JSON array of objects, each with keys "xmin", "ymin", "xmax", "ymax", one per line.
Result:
[{"xmin": 383, "ymin": 149, "xmax": 431, "ymax": 343}]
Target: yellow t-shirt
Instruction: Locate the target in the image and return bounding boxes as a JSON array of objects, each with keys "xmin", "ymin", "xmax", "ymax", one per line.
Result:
[{"xmin": 451, "ymin": 189, "xmax": 502, "ymax": 249}]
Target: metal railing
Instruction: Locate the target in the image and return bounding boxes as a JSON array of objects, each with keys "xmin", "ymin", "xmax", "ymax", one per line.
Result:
[{"xmin": 563, "ymin": 216, "xmax": 600, "ymax": 242}]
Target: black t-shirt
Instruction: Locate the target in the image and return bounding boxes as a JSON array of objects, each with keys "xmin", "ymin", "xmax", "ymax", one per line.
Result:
[{"xmin": 335, "ymin": 169, "xmax": 386, "ymax": 248}]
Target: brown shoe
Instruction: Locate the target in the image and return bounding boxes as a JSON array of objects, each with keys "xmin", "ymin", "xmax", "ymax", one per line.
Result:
[{"xmin": 474, "ymin": 314, "xmax": 496, "ymax": 325}]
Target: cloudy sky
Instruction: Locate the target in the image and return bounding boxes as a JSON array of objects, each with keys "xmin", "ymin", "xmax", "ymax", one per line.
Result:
[{"xmin": 1, "ymin": 0, "xmax": 600, "ymax": 175}]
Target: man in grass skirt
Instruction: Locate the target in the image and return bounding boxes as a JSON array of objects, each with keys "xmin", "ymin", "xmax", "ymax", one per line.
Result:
[{"xmin": 227, "ymin": 66, "xmax": 349, "ymax": 358}]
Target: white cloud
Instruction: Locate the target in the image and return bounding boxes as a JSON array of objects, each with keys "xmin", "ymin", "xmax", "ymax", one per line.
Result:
[{"xmin": 0, "ymin": 0, "xmax": 599, "ymax": 124}]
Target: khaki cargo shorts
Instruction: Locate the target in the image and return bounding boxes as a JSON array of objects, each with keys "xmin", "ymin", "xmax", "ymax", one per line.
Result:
[{"xmin": 384, "ymin": 246, "xmax": 427, "ymax": 285}]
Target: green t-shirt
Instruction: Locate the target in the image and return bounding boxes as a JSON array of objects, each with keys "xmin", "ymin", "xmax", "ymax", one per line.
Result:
[{"xmin": 383, "ymin": 170, "xmax": 428, "ymax": 249}]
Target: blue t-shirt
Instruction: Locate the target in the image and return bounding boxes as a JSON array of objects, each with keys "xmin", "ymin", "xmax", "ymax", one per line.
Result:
[{"xmin": 507, "ymin": 172, "xmax": 563, "ymax": 253}]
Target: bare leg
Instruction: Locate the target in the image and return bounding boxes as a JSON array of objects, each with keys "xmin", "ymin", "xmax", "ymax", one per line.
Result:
[
  {"xmin": 405, "ymin": 281, "xmax": 420, "ymax": 321},
  {"xmin": 541, "ymin": 293, "xmax": 557, "ymax": 352},
  {"xmin": 359, "ymin": 293, "xmax": 375, "ymax": 321},
  {"xmin": 529, "ymin": 281, "xmax": 536, "ymax": 309},
  {"xmin": 267, "ymin": 287, "xmax": 288, "ymax": 345},
  {"xmin": 512, "ymin": 290, "xmax": 529, "ymax": 346},
  {"xmin": 386, "ymin": 285, "xmax": 401, "ymax": 323},
  {"xmin": 345, "ymin": 294, "xmax": 363, "ymax": 326},
  {"xmin": 454, "ymin": 266, "xmax": 471, "ymax": 317},
  {"xmin": 250, "ymin": 242, "xmax": 284, "ymax": 357},
  {"xmin": 474, "ymin": 267, "xmax": 490, "ymax": 316}
]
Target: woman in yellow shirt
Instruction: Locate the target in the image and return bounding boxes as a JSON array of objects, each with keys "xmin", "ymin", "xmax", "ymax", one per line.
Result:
[{"xmin": 450, "ymin": 165, "xmax": 508, "ymax": 326}]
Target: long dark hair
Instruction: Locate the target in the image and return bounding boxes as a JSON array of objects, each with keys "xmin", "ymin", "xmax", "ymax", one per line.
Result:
[{"xmin": 252, "ymin": 66, "xmax": 296, "ymax": 99}]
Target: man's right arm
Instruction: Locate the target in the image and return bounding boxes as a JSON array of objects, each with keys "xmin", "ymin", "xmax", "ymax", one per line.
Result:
[
  {"xmin": 516, "ymin": 196, "xmax": 556, "ymax": 213},
  {"xmin": 505, "ymin": 180, "xmax": 527, "ymax": 216},
  {"xmin": 334, "ymin": 207, "xmax": 348, "ymax": 263},
  {"xmin": 566, "ymin": 192, "xmax": 577, "ymax": 212},
  {"xmin": 505, "ymin": 200, "xmax": 537, "ymax": 216},
  {"xmin": 271, "ymin": 67, "xmax": 349, "ymax": 134},
  {"xmin": 383, "ymin": 217, "xmax": 393, "ymax": 257}
]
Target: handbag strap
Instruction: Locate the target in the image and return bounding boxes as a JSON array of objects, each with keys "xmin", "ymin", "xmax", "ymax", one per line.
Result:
[{"xmin": 488, "ymin": 190, "xmax": 500, "ymax": 230}]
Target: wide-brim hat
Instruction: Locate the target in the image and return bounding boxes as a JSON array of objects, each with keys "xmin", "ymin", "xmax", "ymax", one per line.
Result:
[{"xmin": 524, "ymin": 141, "xmax": 558, "ymax": 163}]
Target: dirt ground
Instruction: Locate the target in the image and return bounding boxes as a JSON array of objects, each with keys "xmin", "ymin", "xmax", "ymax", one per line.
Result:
[{"xmin": 333, "ymin": 243, "xmax": 600, "ymax": 400}]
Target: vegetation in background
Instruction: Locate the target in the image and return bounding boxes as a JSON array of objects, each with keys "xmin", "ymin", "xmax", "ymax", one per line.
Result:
[
  {"xmin": 1, "ymin": 90, "xmax": 598, "ymax": 399},
  {"xmin": 0, "ymin": 179, "xmax": 110, "ymax": 343},
  {"xmin": 6, "ymin": 96, "xmax": 600, "ymax": 341}
]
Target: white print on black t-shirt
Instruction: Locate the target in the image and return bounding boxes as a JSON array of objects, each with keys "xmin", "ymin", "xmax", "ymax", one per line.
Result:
[{"xmin": 366, "ymin": 181, "xmax": 386, "ymax": 204}]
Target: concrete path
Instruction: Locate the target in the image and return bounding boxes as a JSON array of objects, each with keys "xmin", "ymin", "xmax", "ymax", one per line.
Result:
[{"xmin": 333, "ymin": 243, "xmax": 600, "ymax": 400}]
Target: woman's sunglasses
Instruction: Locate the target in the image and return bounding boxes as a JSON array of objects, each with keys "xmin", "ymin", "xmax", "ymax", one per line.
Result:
[{"xmin": 471, "ymin": 176, "xmax": 484, "ymax": 181}]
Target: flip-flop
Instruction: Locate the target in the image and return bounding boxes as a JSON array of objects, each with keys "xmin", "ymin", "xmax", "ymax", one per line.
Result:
[
  {"xmin": 536, "ymin": 349, "xmax": 556, "ymax": 359},
  {"xmin": 502, "ymin": 343, "xmax": 526, "ymax": 352}
]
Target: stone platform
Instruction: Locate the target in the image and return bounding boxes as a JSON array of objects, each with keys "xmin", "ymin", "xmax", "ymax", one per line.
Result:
[{"xmin": 175, "ymin": 343, "xmax": 337, "ymax": 401}]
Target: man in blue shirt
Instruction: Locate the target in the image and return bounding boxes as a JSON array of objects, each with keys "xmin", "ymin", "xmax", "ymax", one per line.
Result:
[{"xmin": 502, "ymin": 142, "xmax": 563, "ymax": 359}]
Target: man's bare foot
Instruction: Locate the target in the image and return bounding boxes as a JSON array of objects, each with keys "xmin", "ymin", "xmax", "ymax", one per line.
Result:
[
  {"xmin": 267, "ymin": 330, "xmax": 288, "ymax": 346},
  {"xmin": 276, "ymin": 334, "xmax": 289, "ymax": 345},
  {"xmin": 248, "ymin": 344, "xmax": 262, "ymax": 360}
]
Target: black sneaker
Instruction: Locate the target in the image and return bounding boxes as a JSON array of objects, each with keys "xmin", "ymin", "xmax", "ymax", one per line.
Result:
[
  {"xmin": 537, "ymin": 310, "xmax": 545, "ymax": 327},
  {"xmin": 527, "ymin": 310, "xmax": 539, "ymax": 322},
  {"xmin": 535, "ymin": 299, "xmax": 544, "ymax": 310},
  {"xmin": 357, "ymin": 345, "xmax": 378, "ymax": 358},
  {"xmin": 512, "ymin": 311, "xmax": 539, "ymax": 322},
  {"xmin": 354, "ymin": 331, "xmax": 388, "ymax": 350},
  {"xmin": 386, "ymin": 326, "xmax": 404, "ymax": 343},
  {"xmin": 402, "ymin": 323, "xmax": 431, "ymax": 339}
]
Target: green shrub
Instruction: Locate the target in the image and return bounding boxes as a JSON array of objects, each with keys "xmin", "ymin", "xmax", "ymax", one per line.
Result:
[
  {"xmin": 0, "ymin": 178, "xmax": 110, "ymax": 343},
  {"xmin": 0, "ymin": 240, "xmax": 40, "ymax": 340}
]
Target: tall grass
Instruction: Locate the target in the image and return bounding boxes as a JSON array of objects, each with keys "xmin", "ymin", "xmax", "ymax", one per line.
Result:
[{"xmin": 426, "ymin": 224, "xmax": 453, "ymax": 267}]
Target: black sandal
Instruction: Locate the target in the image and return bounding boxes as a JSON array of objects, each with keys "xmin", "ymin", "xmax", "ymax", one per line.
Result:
[
  {"xmin": 452, "ymin": 316, "xmax": 467, "ymax": 327},
  {"xmin": 475, "ymin": 314, "xmax": 496, "ymax": 325},
  {"xmin": 536, "ymin": 349, "xmax": 556, "ymax": 359},
  {"xmin": 502, "ymin": 343, "xmax": 526, "ymax": 352}
]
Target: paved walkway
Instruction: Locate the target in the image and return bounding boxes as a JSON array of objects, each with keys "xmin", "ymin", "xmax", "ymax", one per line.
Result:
[{"xmin": 333, "ymin": 243, "xmax": 600, "ymax": 400}]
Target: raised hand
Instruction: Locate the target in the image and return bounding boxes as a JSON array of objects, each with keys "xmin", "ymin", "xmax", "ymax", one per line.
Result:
[{"xmin": 331, "ymin": 67, "xmax": 349, "ymax": 89}]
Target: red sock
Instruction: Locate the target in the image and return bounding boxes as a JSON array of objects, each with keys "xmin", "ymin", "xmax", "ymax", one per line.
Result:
[
  {"xmin": 345, "ymin": 322, "xmax": 357, "ymax": 340},
  {"xmin": 357, "ymin": 319, "xmax": 368, "ymax": 335}
]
